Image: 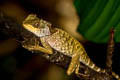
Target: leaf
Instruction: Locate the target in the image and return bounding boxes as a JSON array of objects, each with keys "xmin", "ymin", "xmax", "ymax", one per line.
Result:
[{"xmin": 74, "ymin": 0, "xmax": 120, "ymax": 43}]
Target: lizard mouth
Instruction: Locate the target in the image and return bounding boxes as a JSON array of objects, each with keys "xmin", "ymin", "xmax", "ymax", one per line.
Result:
[
  {"xmin": 23, "ymin": 24, "xmax": 46, "ymax": 37},
  {"xmin": 23, "ymin": 24, "xmax": 39, "ymax": 33}
]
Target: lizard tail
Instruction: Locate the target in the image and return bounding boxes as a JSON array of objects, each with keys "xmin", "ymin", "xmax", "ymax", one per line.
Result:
[
  {"xmin": 80, "ymin": 52, "xmax": 105, "ymax": 73},
  {"xmin": 85, "ymin": 58, "xmax": 105, "ymax": 73},
  {"xmin": 112, "ymin": 71, "xmax": 120, "ymax": 80},
  {"xmin": 88, "ymin": 64, "xmax": 120, "ymax": 80},
  {"xmin": 80, "ymin": 53, "xmax": 120, "ymax": 80}
]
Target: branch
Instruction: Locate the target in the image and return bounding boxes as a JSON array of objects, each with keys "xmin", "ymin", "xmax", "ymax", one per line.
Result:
[
  {"xmin": 106, "ymin": 28, "xmax": 115, "ymax": 71},
  {"xmin": 0, "ymin": 12, "xmax": 113, "ymax": 80}
]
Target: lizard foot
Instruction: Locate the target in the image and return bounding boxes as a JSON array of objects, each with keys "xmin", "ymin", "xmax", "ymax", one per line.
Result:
[{"xmin": 75, "ymin": 63, "xmax": 89, "ymax": 78}]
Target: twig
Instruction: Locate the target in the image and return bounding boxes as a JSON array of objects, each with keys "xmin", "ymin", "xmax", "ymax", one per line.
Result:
[{"xmin": 106, "ymin": 28, "xmax": 115, "ymax": 71}]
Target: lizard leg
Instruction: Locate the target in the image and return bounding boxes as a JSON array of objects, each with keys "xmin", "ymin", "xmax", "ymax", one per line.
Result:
[
  {"xmin": 67, "ymin": 51, "xmax": 80, "ymax": 75},
  {"xmin": 75, "ymin": 63, "xmax": 89, "ymax": 77},
  {"xmin": 40, "ymin": 38, "xmax": 53, "ymax": 54},
  {"xmin": 23, "ymin": 44, "xmax": 52, "ymax": 54},
  {"xmin": 22, "ymin": 38, "xmax": 53, "ymax": 54},
  {"xmin": 75, "ymin": 62, "xmax": 80, "ymax": 75}
]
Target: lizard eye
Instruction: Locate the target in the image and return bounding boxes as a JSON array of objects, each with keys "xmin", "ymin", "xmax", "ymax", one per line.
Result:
[{"xmin": 35, "ymin": 22, "xmax": 39, "ymax": 27}]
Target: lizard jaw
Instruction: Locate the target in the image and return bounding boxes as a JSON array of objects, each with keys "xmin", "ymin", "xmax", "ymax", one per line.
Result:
[
  {"xmin": 23, "ymin": 24, "xmax": 51, "ymax": 37},
  {"xmin": 23, "ymin": 24, "xmax": 41, "ymax": 37}
]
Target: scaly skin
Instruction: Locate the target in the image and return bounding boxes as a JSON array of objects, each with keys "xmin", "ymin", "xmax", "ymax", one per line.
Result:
[
  {"xmin": 22, "ymin": 14, "xmax": 120, "ymax": 79},
  {"xmin": 46, "ymin": 28, "xmax": 105, "ymax": 74}
]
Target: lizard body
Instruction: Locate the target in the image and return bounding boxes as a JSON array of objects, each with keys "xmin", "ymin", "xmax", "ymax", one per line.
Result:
[
  {"xmin": 46, "ymin": 28, "xmax": 104, "ymax": 73},
  {"xmin": 22, "ymin": 14, "xmax": 120, "ymax": 79}
]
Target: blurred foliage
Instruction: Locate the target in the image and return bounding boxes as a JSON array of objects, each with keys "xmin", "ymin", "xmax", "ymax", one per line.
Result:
[{"xmin": 74, "ymin": 0, "xmax": 120, "ymax": 43}]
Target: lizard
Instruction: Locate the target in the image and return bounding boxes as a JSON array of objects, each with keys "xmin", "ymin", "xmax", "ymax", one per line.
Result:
[{"xmin": 22, "ymin": 14, "xmax": 120, "ymax": 79}]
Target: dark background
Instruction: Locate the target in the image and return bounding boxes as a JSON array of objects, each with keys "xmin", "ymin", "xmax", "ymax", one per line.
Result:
[{"xmin": 0, "ymin": 0, "xmax": 120, "ymax": 80}]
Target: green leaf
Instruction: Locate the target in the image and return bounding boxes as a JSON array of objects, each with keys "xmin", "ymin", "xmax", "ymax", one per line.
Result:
[{"xmin": 74, "ymin": 0, "xmax": 120, "ymax": 43}]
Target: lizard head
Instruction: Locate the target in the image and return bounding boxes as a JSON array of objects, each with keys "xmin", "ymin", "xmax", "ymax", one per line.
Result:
[{"xmin": 23, "ymin": 14, "xmax": 51, "ymax": 37}]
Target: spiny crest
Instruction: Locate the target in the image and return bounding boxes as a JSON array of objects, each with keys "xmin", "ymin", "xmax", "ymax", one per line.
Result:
[
  {"xmin": 39, "ymin": 19, "xmax": 51, "ymax": 28},
  {"xmin": 23, "ymin": 14, "xmax": 39, "ymax": 25},
  {"xmin": 26, "ymin": 14, "xmax": 37, "ymax": 20},
  {"xmin": 23, "ymin": 14, "xmax": 51, "ymax": 29}
]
